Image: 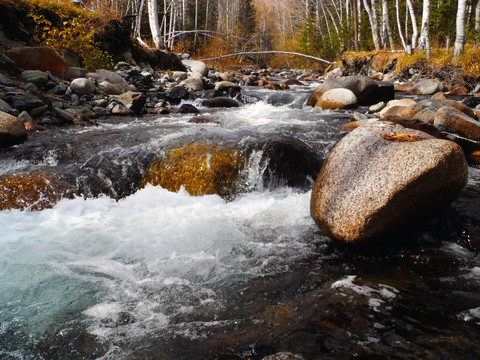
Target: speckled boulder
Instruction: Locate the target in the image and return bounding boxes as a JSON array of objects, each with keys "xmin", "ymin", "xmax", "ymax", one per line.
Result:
[{"xmin": 310, "ymin": 122, "xmax": 468, "ymax": 243}]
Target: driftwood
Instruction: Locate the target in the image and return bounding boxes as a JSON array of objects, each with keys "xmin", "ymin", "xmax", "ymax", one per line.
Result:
[{"xmin": 199, "ymin": 51, "xmax": 334, "ymax": 65}]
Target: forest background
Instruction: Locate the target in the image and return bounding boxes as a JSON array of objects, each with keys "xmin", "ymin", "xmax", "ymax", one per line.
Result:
[{"xmin": 8, "ymin": 0, "xmax": 480, "ymax": 77}]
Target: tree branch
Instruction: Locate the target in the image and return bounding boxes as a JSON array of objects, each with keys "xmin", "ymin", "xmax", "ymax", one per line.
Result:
[{"xmin": 198, "ymin": 51, "xmax": 334, "ymax": 65}]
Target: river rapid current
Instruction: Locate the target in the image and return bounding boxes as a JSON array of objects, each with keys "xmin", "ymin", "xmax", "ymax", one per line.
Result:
[{"xmin": 1, "ymin": 85, "xmax": 480, "ymax": 359}]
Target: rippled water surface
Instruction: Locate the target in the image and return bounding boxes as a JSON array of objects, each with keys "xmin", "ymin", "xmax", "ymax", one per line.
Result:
[{"xmin": 1, "ymin": 86, "xmax": 480, "ymax": 359}]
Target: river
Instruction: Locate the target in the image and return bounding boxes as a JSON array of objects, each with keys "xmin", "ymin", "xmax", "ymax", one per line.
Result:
[{"xmin": 1, "ymin": 84, "xmax": 480, "ymax": 359}]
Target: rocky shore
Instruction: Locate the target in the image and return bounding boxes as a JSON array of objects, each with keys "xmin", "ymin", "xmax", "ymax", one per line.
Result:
[{"xmin": 2, "ymin": 37, "xmax": 480, "ymax": 247}]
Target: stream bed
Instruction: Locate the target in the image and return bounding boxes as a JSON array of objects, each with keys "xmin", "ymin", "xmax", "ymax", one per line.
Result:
[{"xmin": 1, "ymin": 85, "xmax": 480, "ymax": 359}]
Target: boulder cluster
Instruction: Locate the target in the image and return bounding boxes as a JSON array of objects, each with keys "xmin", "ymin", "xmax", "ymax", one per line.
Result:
[{"xmin": 309, "ymin": 74, "xmax": 480, "ymax": 244}]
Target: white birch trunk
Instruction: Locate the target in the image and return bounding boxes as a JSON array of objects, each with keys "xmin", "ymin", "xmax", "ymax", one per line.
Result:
[
  {"xmin": 382, "ymin": 0, "xmax": 394, "ymax": 50},
  {"xmin": 147, "ymin": 0, "xmax": 163, "ymax": 48},
  {"xmin": 454, "ymin": 0, "xmax": 468, "ymax": 57},
  {"xmin": 406, "ymin": 0, "xmax": 418, "ymax": 51},
  {"xmin": 418, "ymin": 0, "xmax": 431, "ymax": 58},
  {"xmin": 395, "ymin": 0, "xmax": 408, "ymax": 52},
  {"xmin": 363, "ymin": 0, "xmax": 381, "ymax": 50}
]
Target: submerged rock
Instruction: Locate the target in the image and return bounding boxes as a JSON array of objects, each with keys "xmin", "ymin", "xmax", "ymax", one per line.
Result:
[
  {"xmin": 139, "ymin": 141, "xmax": 245, "ymax": 198},
  {"xmin": 258, "ymin": 136, "xmax": 322, "ymax": 189},
  {"xmin": 0, "ymin": 111, "xmax": 27, "ymax": 147},
  {"xmin": 310, "ymin": 122, "xmax": 468, "ymax": 243},
  {"xmin": 0, "ymin": 173, "xmax": 73, "ymax": 210},
  {"xmin": 202, "ymin": 97, "xmax": 240, "ymax": 108}
]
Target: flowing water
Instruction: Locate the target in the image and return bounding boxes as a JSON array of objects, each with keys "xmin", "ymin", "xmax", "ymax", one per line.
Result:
[{"xmin": 1, "ymin": 85, "xmax": 480, "ymax": 359}]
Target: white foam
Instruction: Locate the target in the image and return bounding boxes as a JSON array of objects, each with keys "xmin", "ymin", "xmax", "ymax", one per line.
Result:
[{"xmin": 0, "ymin": 185, "xmax": 319, "ymax": 342}]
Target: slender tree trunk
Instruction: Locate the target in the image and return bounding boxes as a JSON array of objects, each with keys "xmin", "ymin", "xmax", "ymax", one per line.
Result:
[
  {"xmin": 406, "ymin": 0, "xmax": 418, "ymax": 51},
  {"xmin": 147, "ymin": 0, "xmax": 163, "ymax": 48},
  {"xmin": 454, "ymin": 0, "xmax": 468, "ymax": 57},
  {"xmin": 353, "ymin": 0, "xmax": 359, "ymax": 50},
  {"xmin": 418, "ymin": 0, "xmax": 431, "ymax": 58},
  {"xmin": 395, "ymin": 0, "xmax": 408, "ymax": 52},
  {"xmin": 133, "ymin": 0, "xmax": 145, "ymax": 39},
  {"xmin": 382, "ymin": 0, "xmax": 394, "ymax": 50},
  {"xmin": 363, "ymin": 0, "xmax": 381, "ymax": 50},
  {"xmin": 194, "ymin": 0, "xmax": 198, "ymax": 50},
  {"xmin": 475, "ymin": 0, "xmax": 480, "ymax": 32}
]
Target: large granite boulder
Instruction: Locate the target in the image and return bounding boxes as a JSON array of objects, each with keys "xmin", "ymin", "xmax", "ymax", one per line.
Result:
[
  {"xmin": 6, "ymin": 46, "xmax": 64, "ymax": 77},
  {"xmin": 0, "ymin": 111, "xmax": 27, "ymax": 147},
  {"xmin": 310, "ymin": 122, "xmax": 468, "ymax": 243}
]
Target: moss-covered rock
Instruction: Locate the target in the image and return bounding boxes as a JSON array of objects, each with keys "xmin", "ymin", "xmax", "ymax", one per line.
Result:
[
  {"xmin": 139, "ymin": 142, "xmax": 245, "ymax": 198},
  {"xmin": 0, "ymin": 173, "xmax": 73, "ymax": 211}
]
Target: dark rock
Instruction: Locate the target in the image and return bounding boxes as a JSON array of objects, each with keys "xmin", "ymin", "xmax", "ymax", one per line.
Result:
[
  {"xmin": 258, "ymin": 136, "xmax": 322, "ymax": 189},
  {"xmin": 64, "ymin": 67, "xmax": 87, "ymax": 80},
  {"xmin": 21, "ymin": 70, "xmax": 49, "ymax": 88},
  {"xmin": 188, "ymin": 116, "xmax": 219, "ymax": 124},
  {"xmin": 367, "ymin": 80, "xmax": 395, "ymax": 105},
  {"xmin": 18, "ymin": 111, "xmax": 33, "ymax": 123},
  {"xmin": 307, "ymin": 76, "xmax": 379, "ymax": 106},
  {"xmin": 165, "ymin": 85, "xmax": 189, "ymax": 104},
  {"xmin": 0, "ymin": 52, "xmax": 17, "ymax": 73},
  {"xmin": 178, "ymin": 104, "xmax": 200, "ymax": 114},
  {"xmin": 0, "ymin": 72, "xmax": 14, "ymax": 86},
  {"xmin": 462, "ymin": 96, "xmax": 480, "ymax": 108},
  {"xmin": 202, "ymin": 97, "xmax": 239, "ymax": 108},
  {"xmin": 0, "ymin": 111, "xmax": 27, "ymax": 147},
  {"xmin": 12, "ymin": 94, "xmax": 44, "ymax": 112},
  {"xmin": 30, "ymin": 105, "xmax": 49, "ymax": 118},
  {"xmin": 50, "ymin": 82, "xmax": 68, "ymax": 95}
]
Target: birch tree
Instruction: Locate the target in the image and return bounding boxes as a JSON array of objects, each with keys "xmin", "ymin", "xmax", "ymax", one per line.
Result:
[
  {"xmin": 147, "ymin": 0, "xmax": 163, "ymax": 48},
  {"xmin": 406, "ymin": 0, "xmax": 418, "ymax": 52},
  {"xmin": 363, "ymin": 0, "xmax": 381, "ymax": 50},
  {"xmin": 454, "ymin": 0, "xmax": 467, "ymax": 57},
  {"xmin": 417, "ymin": 0, "xmax": 431, "ymax": 58}
]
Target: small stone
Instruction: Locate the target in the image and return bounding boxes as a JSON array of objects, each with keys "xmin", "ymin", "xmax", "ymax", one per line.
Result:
[
  {"xmin": 369, "ymin": 101, "xmax": 385, "ymax": 113},
  {"xmin": 18, "ymin": 111, "xmax": 33, "ymax": 123}
]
